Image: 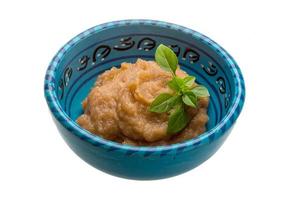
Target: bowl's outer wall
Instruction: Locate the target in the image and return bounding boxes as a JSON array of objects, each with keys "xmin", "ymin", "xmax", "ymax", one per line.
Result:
[{"xmin": 53, "ymin": 115, "xmax": 231, "ymax": 180}]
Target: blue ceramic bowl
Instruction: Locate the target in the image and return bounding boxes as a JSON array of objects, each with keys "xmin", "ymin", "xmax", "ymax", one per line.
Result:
[{"xmin": 44, "ymin": 20, "xmax": 245, "ymax": 180}]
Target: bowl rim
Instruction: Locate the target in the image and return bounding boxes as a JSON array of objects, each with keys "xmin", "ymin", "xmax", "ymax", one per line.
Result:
[{"xmin": 44, "ymin": 19, "xmax": 245, "ymax": 153}]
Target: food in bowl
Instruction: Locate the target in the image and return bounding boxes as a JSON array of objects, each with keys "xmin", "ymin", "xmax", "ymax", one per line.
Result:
[{"xmin": 76, "ymin": 44, "xmax": 210, "ymax": 146}]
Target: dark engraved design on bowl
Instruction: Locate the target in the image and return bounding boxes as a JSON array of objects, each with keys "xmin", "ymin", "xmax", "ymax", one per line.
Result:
[
  {"xmin": 113, "ymin": 37, "xmax": 135, "ymax": 51},
  {"xmin": 137, "ymin": 37, "xmax": 156, "ymax": 51},
  {"xmin": 93, "ymin": 45, "xmax": 111, "ymax": 63}
]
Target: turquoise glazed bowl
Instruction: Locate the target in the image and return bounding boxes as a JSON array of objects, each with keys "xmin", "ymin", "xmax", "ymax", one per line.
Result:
[{"xmin": 44, "ymin": 20, "xmax": 245, "ymax": 180}]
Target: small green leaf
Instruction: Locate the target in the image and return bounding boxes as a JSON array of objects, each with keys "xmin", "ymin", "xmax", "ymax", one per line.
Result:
[
  {"xmin": 155, "ymin": 44, "xmax": 178, "ymax": 74},
  {"xmin": 183, "ymin": 75, "xmax": 196, "ymax": 88},
  {"xmin": 167, "ymin": 105, "xmax": 189, "ymax": 134},
  {"xmin": 167, "ymin": 79, "xmax": 180, "ymax": 92},
  {"xmin": 174, "ymin": 76, "xmax": 185, "ymax": 88},
  {"xmin": 149, "ymin": 93, "xmax": 181, "ymax": 113},
  {"xmin": 168, "ymin": 76, "xmax": 184, "ymax": 91},
  {"xmin": 191, "ymin": 86, "xmax": 210, "ymax": 97},
  {"xmin": 182, "ymin": 92, "xmax": 198, "ymax": 108}
]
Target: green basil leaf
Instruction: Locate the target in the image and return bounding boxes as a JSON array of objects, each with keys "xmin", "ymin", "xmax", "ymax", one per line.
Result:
[
  {"xmin": 149, "ymin": 93, "xmax": 181, "ymax": 113},
  {"xmin": 167, "ymin": 79, "xmax": 180, "ymax": 92},
  {"xmin": 167, "ymin": 105, "xmax": 189, "ymax": 134},
  {"xmin": 191, "ymin": 86, "xmax": 210, "ymax": 97},
  {"xmin": 174, "ymin": 76, "xmax": 185, "ymax": 88},
  {"xmin": 168, "ymin": 76, "xmax": 185, "ymax": 91},
  {"xmin": 182, "ymin": 92, "xmax": 198, "ymax": 108},
  {"xmin": 155, "ymin": 44, "xmax": 178, "ymax": 74},
  {"xmin": 183, "ymin": 75, "xmax": 196, "ymax": 88}
]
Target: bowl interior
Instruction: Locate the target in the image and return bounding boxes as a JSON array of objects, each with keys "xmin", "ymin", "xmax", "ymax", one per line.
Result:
[{"xmin": 53, "ymin": 22, "xmax": 235, "ymax": 132}]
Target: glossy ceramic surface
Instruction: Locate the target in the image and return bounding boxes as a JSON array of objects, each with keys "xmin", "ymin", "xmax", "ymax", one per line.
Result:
[{"xmin": 44, "ymin": 19, "xmax": 245, "ymax": 179}]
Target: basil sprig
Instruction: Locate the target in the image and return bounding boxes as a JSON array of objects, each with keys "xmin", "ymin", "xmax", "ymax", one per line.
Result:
[{"xmin": 149, "ymin": 44, "xmax": 210, "ymax": 135}]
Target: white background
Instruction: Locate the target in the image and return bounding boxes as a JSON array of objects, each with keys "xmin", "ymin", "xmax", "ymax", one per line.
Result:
[{"xmin": 0, "ymin": 0, "xmax": 283, "ymax": 199}]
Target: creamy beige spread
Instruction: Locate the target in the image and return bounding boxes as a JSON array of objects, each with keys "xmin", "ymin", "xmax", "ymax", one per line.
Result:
[{"xmin": 76, "ymin": 59, "xmax": 209, "ymax": 146}]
